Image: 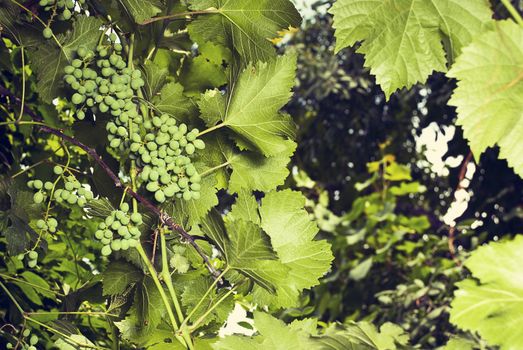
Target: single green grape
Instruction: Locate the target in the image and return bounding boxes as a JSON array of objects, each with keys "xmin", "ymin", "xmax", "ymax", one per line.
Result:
[{"xmin": 43, "ymin": 27, "xmax": 53, "ymax": 39}]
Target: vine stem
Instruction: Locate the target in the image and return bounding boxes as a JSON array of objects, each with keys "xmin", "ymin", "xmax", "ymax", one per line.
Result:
[
  {"xmin": 200, "ymin": 161, "xmax": 231, "ymax": 177},
  {"xmin": 17, "ymin": 46, "xmax": 25, "ymax": 121},
  {"xmin": 197, "ymin": 122, "xmax": 227, "ymax": 137},
  {"xmin": 501, "ymin": 0, "xmax": 523, "ymax": 26},
  {"xmin": 135, "ymin": 244, "xmax": 186, "ymax": 345},
  {"xmin": 160, "ymin": 232, "xmax": 185, "ymax": 322},
  {"xmin": 159, "ymin": 230, "xmax": 195, "ymax": 350}
]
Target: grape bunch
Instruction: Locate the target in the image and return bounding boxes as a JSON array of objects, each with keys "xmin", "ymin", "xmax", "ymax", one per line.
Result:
[
  {"xmin": 94, "ymin": 203, "xmax": 143, "ymax": 256},
  {"xmin": 6, "ymin": 329, "xmax": 38, "ymax": 350},
  {"xmin": 39, "ymin": 0, "xmax": 84, "ymax": 26},
  {"xmin": 63, "ymin": 35, "xmax": 145, "ymax": 151},
  {"xmin": 133, "ymin": 114, "xmax": 205, "ymax": 202},
  {"xmin": 17, "ymin": 246, "xmax": 42, "ymax": 268},
  {"xmin": 27, "ymin": 166, "xmax": 93, "ymax": 207}
]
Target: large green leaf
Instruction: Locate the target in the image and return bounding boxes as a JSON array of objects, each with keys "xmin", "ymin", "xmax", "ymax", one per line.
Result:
[
  {"xmin": 188, "ymin": 0, "xmax": 301, "ymax": 62},
  {"xmin": 447, "ymin": 20, "xmax": 523, "ymax": 177},
  {"xmin": 329, "ymin": 0, "xmax": 492, "ymax": 97},
  {"xmin": 115, "ymin": 276, "xmax": 165, "ymax": 344},
  {"xmin": 220, "ymin": 54, "xmax": 297, "ymax": 156},
  {"xmin": 260, "ymin": 190, "xmax": 333, "ymax": 291},
  {"xmin": 450, "ymin": 235, "xmax": 523, "ymax": 349}
]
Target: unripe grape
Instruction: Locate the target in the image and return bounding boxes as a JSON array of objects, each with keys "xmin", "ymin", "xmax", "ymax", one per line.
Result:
[
  {"xmin": 193, "ymin": 139, "xmax": 205, "ymax": 150},
  {"xmin": 146, "ymin": 181, "xmax": 159, "ymax": 192},
  {"xmin": 33, "ymin": 180, "xmax": 43, "ymax": 189},
  {"xmin": 48, "ymin": 218, "xmax": 58, "ymax": 227},
  {"xmin": 178, "ymin": 177, "xmax": 189, "ymax": 188},
  {"xmin": 64, "ymin": 65, "xmax": 75, "ymax": 74},
  {"xmin": 130, "ymin": 212, "xmax": 142, "ymax": 224},
  {"xmin": 192, "ymin": 191, "xmax": 201, "ymax": 200},
  {"xmin": 33, "ymin": 192, "xmax": 44, "ymax": 204},
  {"xmin": 71, "ymin": 93, "xmax": 84, "ymax": 104},
  {"xmin": 121, "ymin": 239, "xmax": 130, "ymax": 250},
  {"xmin": 111, "ymin": 240, "xmax": 122, "ymax": 251},
  {"xmin": 43, "ymin": 27, "xmax": 53, "ymax": 39},
  {"xmin": 101, "ymin": 245, "xmax": 112, "ymax": 256},
  {"xmin": 28, "ymin": 250, "xmax": 38, "ymax": 260},
  {"xmin": 36, "ymin": 219, "xmax": 46, "ymax": 229},
  {"xmin": 155, "ymin": 190, "xmax": 165, "ymax": 203},
  {"xmin": 62, "ymin": 8, "xmax": 72, "ymax": 20},
  {"xmin": 72, "ymin": 59, "xmax": 82, "ymax": 68},
  {"xmin": 28, "ymin": 260, "xmax": 37, "ymax": 268},
  {"xmin": 183, "ymin": 191, "xmax": 192, "ymax": 201},
  {"xmin": 95, "ymin": 230, "xmax": 104, "ymax": 240}
]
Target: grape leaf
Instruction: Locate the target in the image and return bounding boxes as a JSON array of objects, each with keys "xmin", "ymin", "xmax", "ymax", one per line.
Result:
[
  {"xmin": 142, "ymin": 61, "xmax": 168, "ymax": 99},
  {"xmin": 197, "ymin": 89, "xmax": 226, "ymax": 127},
  {"xmin": 227, "ymin": 190, "xmax": 260, "ymax": 225},
  {"xmin": 329, "ymin": 0, "xmax": 492, "ymax": 97},
  {"xmin": 115, "ymin": 276, "xmax": 165, "ymax": 344},
  {"xmin": 450, "ymin": 235, "xmax": 523, "ymax": 350},
  {"xmin": 220, "ymin": 54, "xmax": 297, "ymax": 156},
  {"xmin": 226, "ymin": 140, "xmax": 296, "ymax": 193},
  {"xmin": 153, "ymin": 82, "xmax": 194, "ymax": 119},
  {"xmin": 447, "ymin": 20, "xmax": 523, "ymax": 177},
  {"xmin": 102, "ymin": 260, "xmax": 142, "ymax": 296},
  {"xmin": 259, "ymin": 190, "xmax": 333, "ymax": 291},
  {"xmin": 188, "ymin": 0, "xmax": 301, "ymax": 62}
]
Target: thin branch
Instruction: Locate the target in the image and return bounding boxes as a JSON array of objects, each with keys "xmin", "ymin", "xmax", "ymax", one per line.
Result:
[{"xmin": 447, "ymin": 151, "xmax": 474, "ymax": 266}]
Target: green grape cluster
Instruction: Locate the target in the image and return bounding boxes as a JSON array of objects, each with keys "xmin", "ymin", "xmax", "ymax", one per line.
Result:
[
  {"xmin": 63, "ymin": 36, "xmax": 144, "ymax": 151},
  {"xmin": 17, "ymin": 246, "xmax": 42, "ymax": 268},
  {"xmin": 94, "ymin": 203, "xmax": 143, "ymax": 256},
  {"xmin": 134, "ymin": 114, "xmax": 205, "ymax": 203},
  {"xmin": 39, "ymin": 0, "xmax": 84, "ymax": 23},
  {"xmin": 27, "ymin": 166, "xmax": 93, "ymax": 207},
  {"xmin": 6, "ymin": 329, "xmax": 38, "ymax": 350}
]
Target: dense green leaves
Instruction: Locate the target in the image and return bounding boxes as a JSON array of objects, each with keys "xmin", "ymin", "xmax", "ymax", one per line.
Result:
[
  {"xmin": 450, "ymin": 235, "xmax": 523, "ymax": 350},
  {"xmin": 448, "ymin": 20, "xmax": 523, "ymax": 176},
  {"xmin": 330, "ymin": 0, "xmax": 492, "ymax": 97}
]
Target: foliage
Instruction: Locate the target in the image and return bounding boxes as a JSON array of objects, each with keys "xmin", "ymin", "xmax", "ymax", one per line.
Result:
[
  {"xmin": 0, "ymin": 0, "xmax": 335, "ymax": 348},
  {"xmin": 0, "ymin": 0, "xmax": 523, "ymax": 349},
  {"xmin": 450, "ymin": 236, "xmax": 523, "ymax": 350},
  {"xmin": 292, "ymin": 153, "xmax": 465, "ymax": 348}
]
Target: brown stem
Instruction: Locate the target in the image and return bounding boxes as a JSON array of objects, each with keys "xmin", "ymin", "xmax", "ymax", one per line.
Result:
[{"xmin": 447, "ymin": 151, "xmax": 474, "ymax": 266}]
